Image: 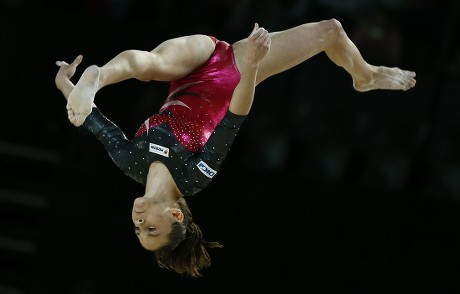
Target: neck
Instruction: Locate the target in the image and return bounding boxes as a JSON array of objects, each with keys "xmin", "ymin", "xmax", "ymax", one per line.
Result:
[{"xmin": 144, "ymin": 161, "xmax": 182, "ymax": 202}]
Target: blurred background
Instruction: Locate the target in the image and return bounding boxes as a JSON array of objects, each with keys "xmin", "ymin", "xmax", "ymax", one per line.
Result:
[{"xmin": 1, "ymin": 0, "xmax": 460, "ymax": 293}]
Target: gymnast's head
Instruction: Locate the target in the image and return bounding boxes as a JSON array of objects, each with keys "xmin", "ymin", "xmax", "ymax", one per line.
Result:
[{"xmin": 131, "ymin": 196, "xmax": 223, "ymax": 277}]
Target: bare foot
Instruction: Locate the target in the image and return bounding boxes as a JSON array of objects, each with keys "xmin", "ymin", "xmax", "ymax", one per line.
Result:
[
  {"xmin": 67, "ymin": 65, "xmax": 100, "ymax": 126},
  {"xmin": 353, "ymin": 66, "xmax": 416, "ymax": 92}
]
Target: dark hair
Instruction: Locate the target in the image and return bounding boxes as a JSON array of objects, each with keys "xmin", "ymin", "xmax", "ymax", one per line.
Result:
[{"xmin": 153, "ymin": 197, "xmax": 223, "ymax": 277}]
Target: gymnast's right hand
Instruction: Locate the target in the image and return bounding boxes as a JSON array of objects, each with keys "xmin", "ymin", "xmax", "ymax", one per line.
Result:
[{"xmin": 246, "ymin": 23, "xmax": 271, "ymax": 65}]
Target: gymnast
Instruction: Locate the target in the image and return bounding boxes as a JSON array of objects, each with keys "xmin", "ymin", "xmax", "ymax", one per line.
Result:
[{"xmin": 55, "ymin": 19, "xmax": 416, "ymax": 277}]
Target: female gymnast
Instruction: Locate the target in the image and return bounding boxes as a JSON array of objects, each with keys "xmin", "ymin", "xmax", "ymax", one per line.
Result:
[{"xmin": 55, "ymin": 19, "xmax": 416, "ymax": 278}]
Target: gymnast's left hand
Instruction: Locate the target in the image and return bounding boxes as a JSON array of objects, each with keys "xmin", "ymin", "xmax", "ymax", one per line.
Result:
[{"xmin": 55, "ymin": 55, "xmax": 83, "ymax": 89}]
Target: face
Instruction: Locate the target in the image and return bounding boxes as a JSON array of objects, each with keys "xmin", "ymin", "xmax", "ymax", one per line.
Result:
[{"xmin": 132, "ymin": 197, "xmax": 181, "ymax": 251}]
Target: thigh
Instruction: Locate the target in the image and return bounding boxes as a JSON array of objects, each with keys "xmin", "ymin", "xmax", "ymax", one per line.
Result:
[
  {"xmin": 254, "ymin": 19, "xmax": 336, "ymax": 84},
  {"xmin": 150, "ymin": 34, "xmax": 216, "ymax": 79}
]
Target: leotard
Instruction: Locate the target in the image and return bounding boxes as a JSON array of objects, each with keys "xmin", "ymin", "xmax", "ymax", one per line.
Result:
[{"xmin": 82, "ymin": 36, "xmax": 245, "ymax": 196}]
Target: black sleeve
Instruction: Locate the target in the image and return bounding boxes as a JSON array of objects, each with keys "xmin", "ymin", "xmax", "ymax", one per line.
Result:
[
  {"xmin": 183, "ymin": 111, "xmax": 246, "ymax": 187},
  {"xmin": 81, "ymin": 107, "xmax": 138, "ymax": 180}
]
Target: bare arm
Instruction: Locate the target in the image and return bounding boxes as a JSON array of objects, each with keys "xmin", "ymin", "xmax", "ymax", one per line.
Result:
[{"xmin": 229, "ymin": 23, "xmax": 271, "ymax": 115}]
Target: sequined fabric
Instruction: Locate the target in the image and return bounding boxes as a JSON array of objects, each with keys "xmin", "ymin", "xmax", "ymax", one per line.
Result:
[
  {"xmin": 84, "ymin": 37, "xmax": 245, "ymax": 195},
  {"xmin": 135, "ymin": 36, "xmax": 241, "ymax": 152}
]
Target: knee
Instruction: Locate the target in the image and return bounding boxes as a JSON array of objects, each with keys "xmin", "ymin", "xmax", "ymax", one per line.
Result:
[
  {"xmin": 314, "ymin": 18, "xmax": 347, "ymax": 48},
  {"xmin": 325, "ymin": 18, "xmax": 345, "ymax": 37},
  {"xmin": 119, "ymin": 50, "xmax": 155, "ymax": 81}
]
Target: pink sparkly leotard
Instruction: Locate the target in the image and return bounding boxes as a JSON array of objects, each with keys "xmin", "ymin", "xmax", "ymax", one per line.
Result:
[
  {"xmin": 135, "ymin": 36, "xmax": 241, "ymax": 152},
  {"xmin": 82, "ymin": 36, "xmax": 247, "ymax": 196}
]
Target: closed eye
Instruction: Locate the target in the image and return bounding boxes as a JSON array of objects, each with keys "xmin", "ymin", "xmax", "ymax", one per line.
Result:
[{"xmin": 134, "ymin": 226, "xmax": 158, "ymax": 236}]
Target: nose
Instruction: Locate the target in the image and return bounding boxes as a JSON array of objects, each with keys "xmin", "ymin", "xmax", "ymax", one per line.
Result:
[
  {"xmin": 135, "ymin": 218, "xmax": 144, "ymax": 224},
  {"xmin": 133, "ymin": 197, "xmax": 147, "ymax": 212}
]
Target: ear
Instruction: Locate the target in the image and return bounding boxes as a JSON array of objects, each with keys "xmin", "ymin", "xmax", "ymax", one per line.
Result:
[{"xmin": 170, "ymin": 208, "xmax": 184, "ymax": 222}]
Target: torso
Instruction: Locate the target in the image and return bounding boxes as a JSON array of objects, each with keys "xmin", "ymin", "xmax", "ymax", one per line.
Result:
[
  {"xmin": 135, "ymin": 37, "xmax": 241, "ymax": 152},
  {"xmin": 124, "ymin": 37, "xmax": 241, "ymax": 195}
]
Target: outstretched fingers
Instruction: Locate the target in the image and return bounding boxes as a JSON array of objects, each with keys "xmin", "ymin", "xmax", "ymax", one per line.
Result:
[{"xmin": 55, "ymin": 55, "xmax": 83, "ymax": 80}]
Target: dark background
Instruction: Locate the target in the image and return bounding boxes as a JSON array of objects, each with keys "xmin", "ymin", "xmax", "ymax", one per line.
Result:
[{"xmin": 1, "ymin": 0, "xmax": 460, "ymax": 293}]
